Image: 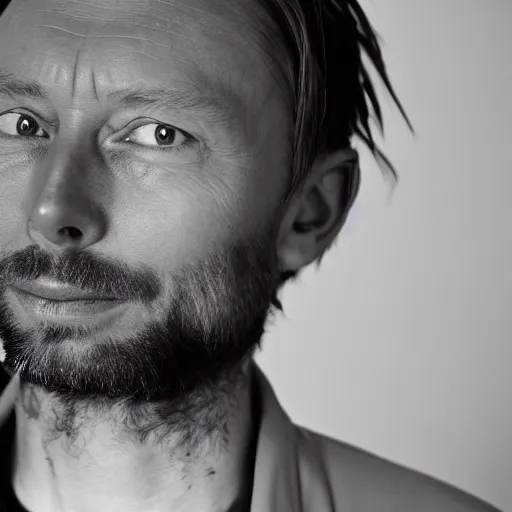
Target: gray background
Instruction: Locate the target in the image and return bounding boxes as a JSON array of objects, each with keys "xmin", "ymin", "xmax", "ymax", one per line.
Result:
[{"xmin": 256, "ymin": 1, "xmax": 512, "ymax": 511}]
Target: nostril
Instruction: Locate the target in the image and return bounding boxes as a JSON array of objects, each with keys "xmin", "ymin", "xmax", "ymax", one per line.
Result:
[{"xmin": 58, "ymin": 226, "xmax": 83, "ymax": 239}]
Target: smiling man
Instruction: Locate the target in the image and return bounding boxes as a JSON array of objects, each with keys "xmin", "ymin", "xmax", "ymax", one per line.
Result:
[{"xmin": 0, "ymin": 0, "xmax": 500, "ymax": 511}]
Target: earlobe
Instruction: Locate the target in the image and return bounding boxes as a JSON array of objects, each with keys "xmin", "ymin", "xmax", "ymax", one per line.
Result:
[{"xmin": 277, "ymin": 238, "xmax": 316, "ymax": 273}]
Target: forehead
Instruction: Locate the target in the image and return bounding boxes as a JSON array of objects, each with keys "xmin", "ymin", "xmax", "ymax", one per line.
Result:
[{"xmin": 0, "ymin": 0, "xmax": 278, "ymax": 109}]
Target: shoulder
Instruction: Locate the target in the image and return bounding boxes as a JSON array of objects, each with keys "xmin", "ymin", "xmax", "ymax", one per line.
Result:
[{"xmin": 295, "ymin": 426, "xmax": 501, "ymax": 512}]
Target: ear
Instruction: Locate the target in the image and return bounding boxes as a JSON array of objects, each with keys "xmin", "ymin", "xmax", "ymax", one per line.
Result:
[{"xmin": 276, "ymin": 148, "xmax": 360, "ymax": 273}]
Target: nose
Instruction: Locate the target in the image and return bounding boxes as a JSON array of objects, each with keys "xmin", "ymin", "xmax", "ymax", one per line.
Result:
[{"xmin": 26, "ymin": 140, "xmax": 108, "ymax": 251}]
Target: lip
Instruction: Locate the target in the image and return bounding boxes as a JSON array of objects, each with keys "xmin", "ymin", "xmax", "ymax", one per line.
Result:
[
  {"xmin": 7, "ymin": 286, "xmax": 125, "ymax": 325},
  {"xmin": 12, "ymin": 280, "xmax": 118, "ymax": 301}
]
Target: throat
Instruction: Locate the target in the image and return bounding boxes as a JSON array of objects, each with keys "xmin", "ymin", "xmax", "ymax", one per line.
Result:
[{"xmin": 9, "ymin": 365, "xmax": 260, "ymax": 512}]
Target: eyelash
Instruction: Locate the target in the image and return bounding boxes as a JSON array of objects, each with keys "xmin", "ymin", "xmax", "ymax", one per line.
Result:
[
  {"xmin": 121, "ymin": 132, "xmax": 196, "ymax": 154},
  {"xmin": 0, "ymin": 112, "xmax": 197, "ymax": 153},
  {"xmin": 119, "ymin": 120, "xmax": 197, "ymax": 153},
  {"xmin": 0, "ymin": 111, "xmax": 49, "ymax": 140}
]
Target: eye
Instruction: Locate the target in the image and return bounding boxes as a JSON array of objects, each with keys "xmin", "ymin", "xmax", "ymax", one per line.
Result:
[
  {"xmin": 0, "ymin": 113, "xmax": 47, "ymax": 138},
  {"xmin": 124, "ymin": 123, "xmax": 191, "ymax": 149}
]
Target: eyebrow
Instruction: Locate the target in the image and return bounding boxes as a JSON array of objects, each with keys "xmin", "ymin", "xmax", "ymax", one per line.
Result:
[
  {"xmin": 106, "ymin": 85, "xmax": 239, "ymax": 124},
  {"xmin": 0, "ymin": 69, "xmax": 243, "ymax": 125},
  {"xmin": 0, "ymin": 70, "xmax": 46, "ymax": 100}
]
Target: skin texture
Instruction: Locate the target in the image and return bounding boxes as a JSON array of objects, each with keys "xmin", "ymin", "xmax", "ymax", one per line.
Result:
[{"xmin": 0, "ymin": 0, "xmax": 360, "ymax": 510}]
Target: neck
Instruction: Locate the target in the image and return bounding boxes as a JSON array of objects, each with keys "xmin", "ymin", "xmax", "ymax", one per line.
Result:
[{"xmin": 9, "ymin": 363, "xmax": 257, "ymax": 512}]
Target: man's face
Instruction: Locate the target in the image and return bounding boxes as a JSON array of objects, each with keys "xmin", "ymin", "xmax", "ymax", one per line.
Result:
[{"xmin": 0, "ymin": 0, "xmax": 290, "ymax": 401}]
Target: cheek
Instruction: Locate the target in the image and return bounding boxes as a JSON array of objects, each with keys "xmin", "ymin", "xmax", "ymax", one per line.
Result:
[
  {"xmin": 0, "ymin": 150, "xmax": 42, "ymax": 249},
  {"xmin": 0, "ymin": 145, "xmax": 40, "ymax": 175},
  {"xmin": 106, "ymin": 172, "xmax": 246, "ymax": 273},
  {"xmin": 229, "ymin": 154, "xmax": 288, "ymax": 234},
  {"xmin": 107, "ymin": 154, "xmax": 283, "ymax": 275},
  {"xmin": 201, "ymin": 154, "xmax": 285, "ymax": 240}
]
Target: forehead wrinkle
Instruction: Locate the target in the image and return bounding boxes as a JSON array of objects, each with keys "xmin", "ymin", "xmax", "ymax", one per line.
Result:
[
  {"xmin": 32, "ymin": 23, "xmax": 173, "ymax": 52},
  {"xmin": 24, "ymin": 0, "xmax": 264, "ymax": 43},
  {"xmin": 0, "ymin": 0, "xmax": 289, "ymax": 145},
  {"xmin": 90, "ymin": 65, "xmax": 99, "ymax": 101},
  {"xmin": 3, "ymin": 0, "xmax": 285, "ymax": 98}
]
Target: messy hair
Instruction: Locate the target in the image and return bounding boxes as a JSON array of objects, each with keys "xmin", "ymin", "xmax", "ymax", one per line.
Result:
[
  {"xmin": 261, "ymin": 0, "xmax": 414, "ymax": 195},
  {"xmin": 258, "ymin": 0, "xmax": 414, "ymax": 294}
]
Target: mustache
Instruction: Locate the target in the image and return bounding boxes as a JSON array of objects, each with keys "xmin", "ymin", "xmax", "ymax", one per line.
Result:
[{"xmin": 0, "ymin": 245, "xmax": 161, "ymax": 304}]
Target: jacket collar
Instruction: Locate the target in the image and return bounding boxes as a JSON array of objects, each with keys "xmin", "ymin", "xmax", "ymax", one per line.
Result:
[{"xmin": 250, "ymin": 364, "xmax": 301, "ymax": 512}]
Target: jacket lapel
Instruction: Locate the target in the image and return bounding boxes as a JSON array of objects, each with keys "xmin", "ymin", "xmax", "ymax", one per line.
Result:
[{"xmin": 250, "ymin": 364, "xmax": 302, "ymax": 512}]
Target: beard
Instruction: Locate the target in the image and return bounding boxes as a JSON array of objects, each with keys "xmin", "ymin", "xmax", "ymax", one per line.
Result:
[{"xmin": 0, "ymin": 215, "xmax": 282, "ymax": 411}]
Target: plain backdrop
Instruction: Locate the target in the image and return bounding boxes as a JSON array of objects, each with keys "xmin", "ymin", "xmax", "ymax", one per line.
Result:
[{"xmin": 255, "ymin": 1, "xmax": 512, "ymax": 511}]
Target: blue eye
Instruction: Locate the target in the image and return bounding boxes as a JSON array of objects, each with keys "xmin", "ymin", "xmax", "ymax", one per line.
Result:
[
  {"xmin": 124, "ymin": 123, "xmax": 192, "ymax": 150},
  {"xmin": 0, "ymin": 113, "xmax": 47, "ymax": 138}
]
